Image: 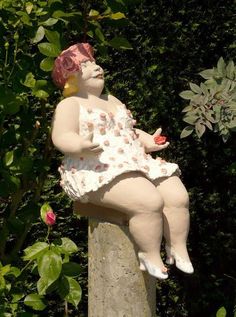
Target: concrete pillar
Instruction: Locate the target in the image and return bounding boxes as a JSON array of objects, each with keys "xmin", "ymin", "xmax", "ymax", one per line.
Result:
[{"xmin": 88, "ymin": 219, "xmax": 156, "ymax": 317}]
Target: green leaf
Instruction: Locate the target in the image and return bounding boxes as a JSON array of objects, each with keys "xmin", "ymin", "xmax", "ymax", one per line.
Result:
[
  {"xmin": 4, "ymin": 151, "xmax": 14, "ymax": 166},
  {"xmin": 33, "ymin": 90, "xmax": 49, "ymax": 99},
  {"xmin": 179, "ymin": 90, "xmax": 195, "ymax": 100},
  {"xmin": 23, "ymin": 72, "xmax": 36, "ymax": 88},
  {"xmin": 23, "ymin": 242, "xmax": 49, "ymax": 261},
  {"xmin": 182, "ymin": 105, "xmax": 194, "ymax": 112},
  {"xmin": 180, "ymin": 126, "xmax": 194, "ymax": 138},
  {"xmin": 52, "ymin": 10, "xmax": 78, "ymax": 18},
  {"xmin": 40, "ymin": 202, "xmax": 52, "ymax": 223},
  {"xmin": 37, "ymin": 277, "xmax": 50, "ymax": 295},
  {"xmin": 228, "ymin": 119, "xmax": 236, "ymax": 129},
  {"xmin": 55, "ymin": 238, "xmax": 78, "ymax": 254},
  {"xmin": 89, "ymin": 9, "xmax": 100, "ymax": 17},
  {"xmin": 40, "ymin": 57, "xmax": 54, "ymax": 71},
  {"xmin": 95, "ymin": 28, "xmax": 105, "ymax": 42},
  {"xmin": 37, "ymin": 250, "xmax": 62, "ymax": 284},
  {"xmin": 216, "ymin": 306, "xmax": 227, "ymax": 317},
  {"xmin": 200, "ymin": 83, "xmax": 209, "ymax": 96},
  {"xmin": 183, "ymin": 115, "xmax": 198, "ymax": 124},
  {"xmin": 0, "ymin": 275, "xmax": 6, "ymax": 292},
  {"xmin": 217, "ymin": 57, "xmax": 226, "ymax": 76},
  {"xmin": 40, "ymin": 18, "xmax": 58, "ymax": 26},
  {"xmin": 8, "ymin": 267, "xmax": 21, "ymax": 278},
  {"xmin": 62, "ymin": 262, "xmax": 81, "ymax": 277},
  {"xmin": 25, "ymin": 2, "xmax": 33, "ymax": 14},
  {"xmin": 109, "ymin": 37, "xmax": 132, "ymax": 50},
  {"xmin": 199, "ymin": 69, "xmax": 215, "ymax": 79},
  {"xmin": 44, "ymin": 29, "xmax": 61, "ymax": 48},
  {"xmin": 57, "ymin": 276, "xmax": 70, "ymax": 298},
  {"xmin": 190, "ymin": 82, "xmax": 202, "ymax": 94},
  {"xmin": 32, "ymin": 26, "xmax": 45, "ymax": 43},
  {"xmin": 110, "ymin": 12, "xmax": 126, "ymax": 20},
  {"xmin": 38, "ymin": 42, "xmax": 60, "ymax": 57},
  {"xmin": 195, "ymin": 121, "xmax": 206, "ymax": 138},
  {"xmin": 65, "ymin": 277, "xmax": 82, "ymax": 308},
  {"xmin": 226, "ymin": 60, "xmax": 235, "ymax": 80},
  {"xmin": 0, "ymin": 264, "xmax": 11, "ymax": 276},
  {"xmin": 24, "ymin": 294, "xmax": 46, "ymax": 311}
]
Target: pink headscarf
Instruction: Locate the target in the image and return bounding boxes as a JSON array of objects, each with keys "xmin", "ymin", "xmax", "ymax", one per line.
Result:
[{"xmin": 52, "ymin": 43, "xmax": 95, "ymax": 89}]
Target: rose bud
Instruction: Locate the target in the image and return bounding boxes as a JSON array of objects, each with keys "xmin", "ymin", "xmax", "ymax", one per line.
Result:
[
  {"xmin": 45, "ymin": 210, "xmax": 56, "ymax": 226},
  {"xmin": 154, "ymin": 135, "xmax": 167, "ymax": 145}
]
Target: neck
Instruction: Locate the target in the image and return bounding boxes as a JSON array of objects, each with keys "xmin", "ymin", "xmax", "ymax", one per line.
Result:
[{"xmin": 76, "ymin": 84, "xmax": 104, "ymax": 99}]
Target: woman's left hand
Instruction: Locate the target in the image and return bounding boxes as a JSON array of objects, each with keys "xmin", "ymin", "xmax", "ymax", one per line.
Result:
[{"xmin": 145, "ymin": 128, "xmax": 169, "ymax": 153}]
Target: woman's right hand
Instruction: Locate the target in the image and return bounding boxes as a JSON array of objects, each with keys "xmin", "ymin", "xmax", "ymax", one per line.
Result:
[{"xmin": 79, "ymin": 132, "xmax": 104, "ymax": 157}]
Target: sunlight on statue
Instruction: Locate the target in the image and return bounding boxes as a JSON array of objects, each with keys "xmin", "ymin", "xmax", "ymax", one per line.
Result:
[{"xmin": 51, "ymin": 43, "xmax": 194, "ymax": 280}]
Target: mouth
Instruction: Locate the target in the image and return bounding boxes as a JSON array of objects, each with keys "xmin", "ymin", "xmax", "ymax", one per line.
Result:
[{"xmin": 93, "ymin": 73, "xmax": 104, "ymax": 79}]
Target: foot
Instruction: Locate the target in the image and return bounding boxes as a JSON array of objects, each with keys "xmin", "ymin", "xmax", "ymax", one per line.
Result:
[
  {"xmin": 138, "ymin": 252, "xmax": 168, "ymax": 280},
  {"xmin": 165, "ymin": 245, "xmax": 194, "ymax": 274}
]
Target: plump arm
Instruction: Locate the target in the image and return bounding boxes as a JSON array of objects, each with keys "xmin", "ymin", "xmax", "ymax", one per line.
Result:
[{"xmin": 51, "ymin": 97, "xmax": 102, "ymax": 156}]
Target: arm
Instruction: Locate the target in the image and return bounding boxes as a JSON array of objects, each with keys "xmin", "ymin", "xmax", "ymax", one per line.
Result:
[
  {"xmin": 135, "ymin": 128, "xmax": 169, "ymax": 153},
  {"xmin": 51, "ymin": 97, "xmax": 102, "ymax": 156}
]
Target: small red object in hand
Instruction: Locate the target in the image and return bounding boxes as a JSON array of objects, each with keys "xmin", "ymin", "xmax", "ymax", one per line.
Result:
[{"xmin": 154, "ymin": 135, "xmax": 167, "ymax": 145}]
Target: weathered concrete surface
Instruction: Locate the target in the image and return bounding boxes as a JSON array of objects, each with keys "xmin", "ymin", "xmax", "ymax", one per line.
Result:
[{"xmin": 88, "ymin": 219, "xmax": 156, "ymax": 317}]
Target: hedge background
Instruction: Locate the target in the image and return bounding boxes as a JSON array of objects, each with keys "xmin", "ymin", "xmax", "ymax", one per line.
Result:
[{"xmin": 0, "ymin": 0, "xmax": 235, "ymax": 316}]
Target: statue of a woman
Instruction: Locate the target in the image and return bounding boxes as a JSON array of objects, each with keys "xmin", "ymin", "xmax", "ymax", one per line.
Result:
[{"xmin": 51, "ymin": 43, "xmax": 194, "ymax": 279}]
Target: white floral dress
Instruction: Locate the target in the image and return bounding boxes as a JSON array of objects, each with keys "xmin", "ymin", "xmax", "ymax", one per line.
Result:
[{"xmin": 58, "ymin": 104, "xmax": 180, "ymax": 202}]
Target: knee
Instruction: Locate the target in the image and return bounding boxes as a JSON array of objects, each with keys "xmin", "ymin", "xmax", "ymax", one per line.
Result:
[
  {"xmin": 174, "ymin": 189, "xmax": 189, "ymax": 209},
  {"xmin": 136, "ymin": 193, "xmax": 164, "ymax": 214}
]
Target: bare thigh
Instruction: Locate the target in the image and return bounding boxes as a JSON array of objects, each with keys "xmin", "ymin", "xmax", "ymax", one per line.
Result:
[
  {"xmin": 154, "ymin": 175, "xmax": 189, "ymax": 208},
  {"xmin": 87, "ymin": 172, "xmax": 164, "ymax": 216}
]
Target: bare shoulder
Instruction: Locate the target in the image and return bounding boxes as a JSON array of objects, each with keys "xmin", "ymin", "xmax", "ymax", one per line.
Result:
[
  {"xmin": 108, "ymin": 94, "xmax": 124, "ymax": 105},
  {"xmin": 101, "ymin": 94, "xmax": 124, "ymax": 106},
  {"xmin": 55, "ymin": 96, "xmax": 80, "ymax": 115}
]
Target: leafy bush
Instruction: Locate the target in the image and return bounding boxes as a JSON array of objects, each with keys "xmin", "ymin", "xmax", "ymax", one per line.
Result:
[{"xmin": 180, "ymin": 57, "xmax": 236, "ymax": 141}]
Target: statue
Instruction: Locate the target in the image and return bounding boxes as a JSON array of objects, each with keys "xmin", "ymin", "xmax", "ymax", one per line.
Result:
[{"xmin": 51, "ymin": 43, "xmax": 194, "ymax": 280}]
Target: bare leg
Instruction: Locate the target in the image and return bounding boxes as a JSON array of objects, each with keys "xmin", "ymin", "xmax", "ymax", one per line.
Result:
[
  {"xmin": 154, "ymin": 175, "xmax": 191, "ymax": 262},
  {"xmin": 86, "ymin": 172, "xmax": 166, "ymax": 270},
  {"xmin": 73, "ymin": 201, "xmax": 129, "ymax": 226}
]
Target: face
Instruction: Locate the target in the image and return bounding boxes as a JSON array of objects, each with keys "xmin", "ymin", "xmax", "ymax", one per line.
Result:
[{"xmin": 77, "ymin": 60, "xmax": 104, "ymax": 93}]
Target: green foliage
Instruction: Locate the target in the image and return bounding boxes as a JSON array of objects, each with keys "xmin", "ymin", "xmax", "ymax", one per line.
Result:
[
  {"xmin": 0, "ymin": 0, "xmax": 132, "ymax": 315},
  {"xmin": 180, "ymin": 57, "xmax": 236, "ymax": 142},
  {"xmin": 0, "ymin": 0, "xmax": 235, "ymax": 316},
  {"xmin": 22, "ymin": 230, "xmax": 81, "ymax": 310}
]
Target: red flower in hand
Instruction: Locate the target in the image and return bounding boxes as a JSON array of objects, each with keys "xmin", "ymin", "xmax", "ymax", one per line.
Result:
[{"xmin": 154, "ymin": 135, "xmax": 167, "ymax": 145}]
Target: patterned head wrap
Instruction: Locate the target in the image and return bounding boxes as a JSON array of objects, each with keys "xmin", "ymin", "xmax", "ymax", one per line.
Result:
[{"xmin": 52, "ymin": 43, "xmax": 95, "ymax": 89}]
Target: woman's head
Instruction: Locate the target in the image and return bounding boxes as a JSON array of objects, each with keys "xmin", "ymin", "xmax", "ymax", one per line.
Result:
[{"xmin": 52, "ymin": 43, "xmax": 95, "ymax": 90}]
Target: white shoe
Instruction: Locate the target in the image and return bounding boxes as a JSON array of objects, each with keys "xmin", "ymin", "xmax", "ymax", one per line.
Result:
[
  {"xmin": 138, "ymin": 253, "xmax": 168, "ymax": 280},
  {"xmin": 165, "ymin": 245, "xmax": 194, "ymax": 274}
]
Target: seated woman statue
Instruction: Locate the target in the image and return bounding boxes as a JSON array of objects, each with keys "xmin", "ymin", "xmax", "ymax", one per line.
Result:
[{"xmin": 51, "ymin": 43, "xmax": 194, "ymax": 280}]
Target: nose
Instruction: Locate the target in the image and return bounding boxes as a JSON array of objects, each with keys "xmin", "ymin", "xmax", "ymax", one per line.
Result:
[{"xmin": 94, "ymin": 65, "xmax": 102, "ymax": 72}]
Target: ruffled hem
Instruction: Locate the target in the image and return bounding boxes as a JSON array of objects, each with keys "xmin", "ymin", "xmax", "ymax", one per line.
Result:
[{"xmin": 60, "ymin": 163, "xmax": 180, "ymax": 203}]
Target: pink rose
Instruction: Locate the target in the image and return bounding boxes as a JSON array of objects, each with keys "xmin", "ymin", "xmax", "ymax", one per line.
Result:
[{"xmin": 45, "ymin": 210, "xmax": 56, "ymax": 226}]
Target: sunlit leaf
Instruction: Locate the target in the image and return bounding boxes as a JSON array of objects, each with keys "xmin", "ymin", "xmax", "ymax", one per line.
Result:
[
  {"xmin": 32, "ymin": 26, "xmax": 45, "ymax": 43},
  {"xmin": 23, "ymin": 242, "xmax": 49, "ymax": 261},
  {"xmin": 24, "ymin": 294, "xmax": 46, "ymax": 311},
  {"xmin": 40, "ymin": 57, "xmax": 54, "ymax": 71},
  {"xmin": 37, "ymin": 250, "xmax": 62, "ymax": 284},
  {"xmin": 216, "ymin": 306, "xmax": 227, "ymax": 317},
  {"xmin": 180, "ymin": 126, "xmax": 194, "ymax": 138},
  {"xmin": 38, "ymin": 42, "xmax": 60, "ymax": 57},
  {"xmin": 65, "ymin": 277, "xmax": 82, "ymax": 307},
  {"xmin": 179, "ymin": 90, "xmax": 195, "ymax": 100},
  {"xmin": 110, "ymin": 12, "xmax": 126, "ymax": 20}
]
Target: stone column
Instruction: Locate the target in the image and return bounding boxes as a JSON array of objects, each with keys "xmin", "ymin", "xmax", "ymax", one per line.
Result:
[{"xmin": 88, "ymin": 219, "xmax": 156, "ymax": 317}]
